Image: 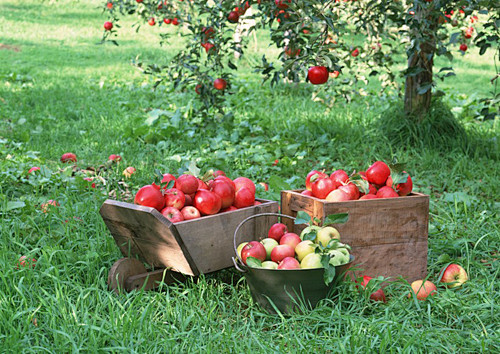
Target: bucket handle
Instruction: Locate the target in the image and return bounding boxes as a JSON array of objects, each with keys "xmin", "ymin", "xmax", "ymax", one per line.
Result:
[{"xmin": 233, "ymin": 212, "xmax": 296, "ymax": 273}]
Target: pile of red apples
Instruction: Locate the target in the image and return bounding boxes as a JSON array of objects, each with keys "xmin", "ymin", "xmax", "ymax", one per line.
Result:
[
  {"xmin": 134, "ymin": 171, "xmax": 260, "ymax": 223},
  {"xmin": 303, "ymin": 160, "xmax": 413, "ymax": 201}
]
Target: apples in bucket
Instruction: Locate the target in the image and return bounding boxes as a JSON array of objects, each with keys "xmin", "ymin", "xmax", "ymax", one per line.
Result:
[{"xmin": 236, "ymin": 211, "xmax": 352, "ymax": 285}]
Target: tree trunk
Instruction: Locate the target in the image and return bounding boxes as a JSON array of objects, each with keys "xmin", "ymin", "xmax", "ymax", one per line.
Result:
[{"xmin": 404, "ymin": 8, "xmax": 437, "ymax": 118}]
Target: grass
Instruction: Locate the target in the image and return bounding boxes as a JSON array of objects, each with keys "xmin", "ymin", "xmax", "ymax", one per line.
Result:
[{"xmin": 1, "ymin": 0, "xmax": 499, "ymax": 352}]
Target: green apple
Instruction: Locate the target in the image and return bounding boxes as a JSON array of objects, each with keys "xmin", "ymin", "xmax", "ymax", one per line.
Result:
[
  {"xmin": 295, "ymin": 240, "xmax": 316, "ymax": 261},
  {"xmin": 336, "ymin": 247, "xmax": 350, "ymax": 257},
  {"xmin": 236, "ymin": 242, "xmax": 248, "ymax": 258},
  {"xmin": 300, "ymin": 253, "xmax": 323, "ymax": 269},
  {"xmin": 299, "ymin": 225, "xmax": 321, "ymax": 241},
  {"xmin": 316, "ymin": 226, "xmax": 340, "ymax": 247},
  {"xmin": 261, "ymin": 261, "xmax": 278, "ymax": 269},
  {"xmin": 328, "ymin": 250, "xmax": 350, "ymax": 266},
  {"xmin": 260, "ymin": 238, "xmax": 279, "ymax": 260}
]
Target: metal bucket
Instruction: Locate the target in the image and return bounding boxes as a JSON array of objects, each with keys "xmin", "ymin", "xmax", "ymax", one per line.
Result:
[{"xmin": 233, "ymin": 213, "xmax": 354, "ymax": 314}]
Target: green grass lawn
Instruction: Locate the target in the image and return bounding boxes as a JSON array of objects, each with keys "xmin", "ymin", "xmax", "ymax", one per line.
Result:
[{"xmin": 1, "ymin": 0, "xmax": 499, "ymax": 352}]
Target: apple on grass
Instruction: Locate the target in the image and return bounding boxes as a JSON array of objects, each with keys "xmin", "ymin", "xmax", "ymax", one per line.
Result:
[
  {"xmin": 408, "ymin": 280, "xmax": 437, "ymax": 300},
  {"xmin": 123, "ymin": 166, "xmax": 136, "ymax": 178},
  {"xmin": 260, "ymin": 238, "xmax": 279, "ymax": 260},
  {"xmin": 17, "ymin": 255, "xmax": 37, "ymax": 269},
  {"xmin": 180, "ymin": 206, "xmax": 201, "ymax": 221},
  {"xmin": 295, "ymin": 240, "xmax": 316, "ymax": 261},
  {"xmin": 358, "ymin": 276, "xmax": 386, "ymax": 302},
  {"xmin": 440, "ymin": 264, "xmax": 468, "ymax": 288},
  {"xmin": 316, "ymin": 226, "xmax": 340, "ymax": 247}
]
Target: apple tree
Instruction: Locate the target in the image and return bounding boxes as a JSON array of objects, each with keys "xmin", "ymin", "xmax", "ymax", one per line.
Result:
[{"xmin": 101, "ymin": 1, "xmax": 499, "ymax": 120}]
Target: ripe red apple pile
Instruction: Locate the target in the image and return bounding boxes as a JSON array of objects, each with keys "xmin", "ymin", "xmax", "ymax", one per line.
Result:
[
  {"xmin": 237, "ymin": 222, "xmax": 352, "ymax": 270},
  {"xmin": 133, "ymin": 171, "xmax": 260, "ymax": 223},
  {"xmin": 303, "ymin": 160, "xmax": 413, "ymax": 202}
]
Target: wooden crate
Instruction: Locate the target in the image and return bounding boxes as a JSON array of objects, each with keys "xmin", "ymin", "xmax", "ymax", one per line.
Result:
[
  {"xmin": 100, "ymin": 199, "xmax": 279, "ymax": 277},
  {"xmin": 280, "ymin": 190, "xmax": 429, "ymax": 282}
]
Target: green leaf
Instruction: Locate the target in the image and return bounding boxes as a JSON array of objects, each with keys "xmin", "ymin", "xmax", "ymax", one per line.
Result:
[
  {"xmin": 321, "ymin": 254, "xmax": 336, "ymax": 285},
  {"xmin": 294, "ymin": 211, "xmax": 312, "ymax": 225},
  {"xmin": 323, "ymin": 213, "xmax": 349, "ymax": 226},
  {"xmin": 187, "ymin": 160, "xmax": 200, "ymax": 177},
  {"xmin": 391, "ymin": 171, "xmax": 409, "ymax": 185},
  {"xmin": 303, "ymin": 231, "xmax": 317, "ymax": 242},
  {"xmin": 6, "ymin": 201, "xmax": 25, "ymax": 211},
  {"xmin": 246, "ymin": 257, "xmax": 262, "ymax": 269}
]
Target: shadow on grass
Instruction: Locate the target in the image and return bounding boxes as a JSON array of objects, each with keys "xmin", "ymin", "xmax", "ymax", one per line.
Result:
[{"xmin": 378, "ymin": 99, "xmax": 499, "ymax": 160}]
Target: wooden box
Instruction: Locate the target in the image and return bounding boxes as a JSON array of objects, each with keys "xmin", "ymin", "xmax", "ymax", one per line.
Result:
[
  {"xmin": 280, "ymin": 190, "xmax": 430, "ymax": 282},
  {"xmin": 100, "ymin": 199, "xmax": 279, "ymax": 276}
]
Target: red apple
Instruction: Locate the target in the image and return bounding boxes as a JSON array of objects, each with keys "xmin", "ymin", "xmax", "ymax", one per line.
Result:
[
  {"xmin": 440, "ymin": 264, "xmax": 468, "ymax": 288},
  {"xmin": 17, "ymin": 255, "xmax": 37, "ymax": 269},
  {"xmin": 215, "ymin": 175, "xmax": 236, "ymax": 190},
  {"xmin": 193, "ymin": 189, "xmax": 222, "ymax": 215},
  {"xmin": 358, "ymin": 275, "xmax": 387, "ymax": 302},
  {"xmin": 301, "ymin": 190, "xmax": 313, "ymax": 196},
  {"xmin": 351, "ymin": 48, "xmax": 359, "ymax": 57},
  {"xmin": 279, "ymin": 233, "xmax": 301, "ymax": 249},
  {"xmin": 214, "ymin": 78, "xmax": 227, "ymax": 90},
  {"xmin": 60, "ymin": 152, "xmax": 77, "ymax": 163},
  {"xmin": 197, "ymin": 178, "xmax": 209, "ymax": 190},
  {"xmin": 271, "ymin": 244, "xmax": 295, "ymax": 263},
  {"xmin": 184, "ymin": 193, "xmax": 193, "ymax": 206},
  {"xmin": 180, "ymin": 206, "xmax": 201, "ymax": 220},
  {"xmin": 259, "ymin": 182, "xmax": 269, "ymax": 191},
  {"xmin": 233, "ymin": 187, "xmax": 255, "ymax": 209},
  {"xmin": 277, "ymin": 256, "xmax": 301, "ymax": 270},
  {"xmin": 308, "ymin": 66, "xmax": 329, "ymax": 85},
  {"xmin": 305, "ymin": 170, "xmax": 326, "ymax": 191},
  {"xmin": 123, "ymin": 166, "xmax": 136, "ymax": 178},
  {"xmin": 359, "ymin": 194, "xmax": 378, "ymax": 200},
  {"xmin": 161, "ymin": 206, "xmax": 184, "ymax": 223},
  {"xmin": 104, "ymin": 21, "xmax": 113, "ymax": 31},
  {"xmin": 386, "ymin": 173, "xmax": 413, "ymax": 196},
  {"xmin": 108, "ymin": 154, "xmax": 122, "ymax": 162},
  {"xmin": 135, "ymin": 185, "xmax": 165, "ymax": 211},
  {"xmin": 376, "ymin": 186, "xmax": 399, "ymax": 199},
  {"xmin": 41, "ymin": 200, "xmax": 59, "ymax": 213},
  {"xmin": 210, "ymin": 179, "xmax": 235, "ymax": 208},
  {"xmin": 241, "ymin": 241, "xmax": 267, "ymax": 264},
  {"xmin": 366, "ymin": 161, "xmax": 390, "ymax": 186},
  {"xmin": 268, "ymin": 223, "xmax": 288, "ymax": 242},
  {"xmin": 253, "ymin": 201, "xmax": 261, "ymax": 205},
  {"xmin": 459, "ymin": 43, "xmax": 467, "ymax": 52},
  {"xmin": 233, "ymin": 177, "xmax": 256, "ymax": 194},
  {"xmin": 325, "ymin": 189, "xmax": 350, "ymax": 202},
  {"xmin": 408, "ymin": 280, "xmax": 437, "ymax": 300},
  {"xmin": 311, "ymin": 177, "xmax": 336, "ymax": 199},
  {"xmin": 330, "ymin": 169, "xmax": 349, "ymax": 188},
  {"xmin": 28, "ymin": 167, "xmax": 41, "ymax": 174},
  {"xmin": 221, "ymin": 205, "xmax": 238, "ymax": 212},
  {"xmin": 227, "ymin": 10, "xmax": 240, "ymax": 23},
  {"xmin": 164, "ymin": 188, "xmax": 186, "ymax": 209},
  {"xmin": 175, "ymin": 174, "xmax": 199, "ymax": 195},
  {"xmin": 161, "ymin": 173, "xmax": 176, "ymax": 186},
  {"xmin": 213, "ymin": 170, "xmax": 226, "ymax": 177},
  {"xmin": 338, "ymin": 183, "xmax": 360, "ymax": 200}
]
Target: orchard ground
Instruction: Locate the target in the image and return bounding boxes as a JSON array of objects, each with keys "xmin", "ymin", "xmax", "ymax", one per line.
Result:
[{"xmin": 0, "ymin": 0, "xmax": 499, "ymax": 352}]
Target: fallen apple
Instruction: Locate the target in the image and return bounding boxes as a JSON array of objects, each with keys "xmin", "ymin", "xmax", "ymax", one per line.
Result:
[
  {"xmin": 440, "ymin": 263, "xmax": 468, "ymax": 288},
  {"xmin": 408, "ymin": 280, "xmax": 437, "ymax": 300}
]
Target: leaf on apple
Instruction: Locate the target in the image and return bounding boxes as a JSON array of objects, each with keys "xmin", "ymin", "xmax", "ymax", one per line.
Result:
[
  {"xmin": 391, "ymin": 171, "xmax": 409, "ymax": 185},
  {"xmin": 294, "ymin": 211, "xmax": 312, "ymax": 225},
  {"xmin": 303, "ymin": 231, "xmax": 317, "ymax": 242},
  {"xmin": 352, "ymin": 178, "xmax": 370, "ymax": 195},
  {"xmin": 323, "ymin": 213, "xmax": 349, "ymax": 226},
  {"xmin": 246, "ymin": 257, "xmax": 262, "ymax": 269},
  {"xmin": 321, "ymin": 254, "xmax": 336, "ymax": 285}
]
